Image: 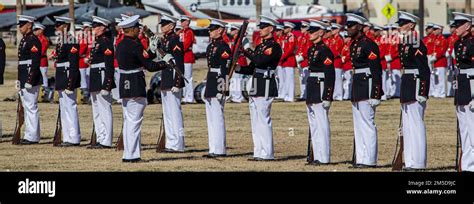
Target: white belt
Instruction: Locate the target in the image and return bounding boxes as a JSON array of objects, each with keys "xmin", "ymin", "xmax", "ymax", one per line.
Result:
[
  {"xmin": 90, "ymin": 62, "xmax": 106, "ymax": 69},
  {"xmin": 56, "ymin": 62, "xmax": 70, "ymax": 68},
  {"xmin": 209, "ymin": 68, "xmax": 221, "ymax": 74},
  {"xmin": 404, "ymin": 69, "xmax": 419, "ymax": 75},
  {"xmin": 309, "ymin": 72, "xmax": 325, "ymax": 78},
  {"xmin": 19, "ymin": 59, "xmax": 32, "ymax": 65},
  {"xmin": 119, "ymin": 68, "xmax": 143, "ymax": 74},
  {"xmin": 255, "ymin": 68, "xmax": 275, "ymax": 75},
  {"xmin": 460, "ymin": 68, "xmax": 474, "ymax": 76},
  {"xmin": 354, "ymin": 67, "xmax": 371, "ymax": 74}
]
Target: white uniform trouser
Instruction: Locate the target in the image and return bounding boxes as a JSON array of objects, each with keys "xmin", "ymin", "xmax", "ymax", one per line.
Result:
[
  {"xmin": 446, "ymin": 68, "xmax": 455, "ymax": 97},
  {"xmin": 182, "ymin": 63, "xmax": 194, "ymax": 103},
  {"xmin": 204, "ymin": 97, "xmax": 226, "ymax": 154},
  {"xmin": 161, "ymin": 90, "xmax": 185, "ymax": 151},
  {"xmin": 91, "ymin": 92, "xmax": 113, "ymax": 147},
  {"xmin": 58, "ymin": 90, "xmax": 81, "ymax": 144},
  {"xmin": 402, "ymin": 102, "xmax": 427, "ymax": 169},
  {"xmin": 79, "ymin": 68, "xmax": 90, "ymax": 89},
  {"xmin": 282, "ymin": 67, "xmax": 295, "ymax": 102},
  {"xmin": 390, "ymin": 70, "xmax": 402, "ymax": 98},
  {"xmin": 352, "ymin": 101, "xmax": 378, "ymax": 166},
  {"xmin": 333, "ymin": 68, "xmax": 344, "ymax": 101},
  {"xmin": 121, "ymin": 97, "xmax": 146, "ymax": 160},
  {"xmin": 20, "ymin": 86, "xmax": 40, "ymax": 142},
  {"xmin": 456, "ymin": 105, "xmax": 474, "ymax": 172},
  {"xmin": 230, "ymin": 72, "xmax": 244, "ymax": 103},
  {"xmin": 307, "ymin": 103, "xmax": 331, "ymax": 163},
  {"xmin": 249, "ymin": 97, "xmax": 274, "ymax": 159},
  {"xmin": 382, "ymin": 70, "xmax": 392, "ymax": 100},
  {"xmin": 276, "ymin": 66, "xmax": 284, "ymax": 99},
  {"xmin": 111, "ymin": 68, "xmax": 121, "ymax": 101},
  {"xmin": 343, "ymin": 70, "xmax": 353, "ymax": 100},
  {"xmin": 40, "ymin": 67, "xmax": 48, "ymax": 87},
  {"xmin": 298, "ymin": 67, "xmax": 309, "ymax": 99},
  {"xmin": 429, "ymin": 67, "xmax": 446, "ymax": 98}
]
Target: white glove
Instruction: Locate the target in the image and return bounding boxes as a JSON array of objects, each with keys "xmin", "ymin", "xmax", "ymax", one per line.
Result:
[
  {"xmin": 322, "ymin": 100, "xmax": 331, "ymax": 109},
  {"xmin": 148, "ymin": 36, "xmax": 159, "ymax": 54},
  {"xmin": 216, "ymin": 93, "xmax": 223, "ymax": 99},
  {"xmin": 24, "ymin": 83, "xmax": 33, "ymax": 89},
  {"xmin": 428, "ymin": 55, "xmax": 437, "ymax": 63},
  {"xmin": 295, "ymin": 54, "xmax": 304, "ymax": 63},
  {"xmin": 384, "ymin": 55, "xmax": 392, "ymax": 62},
  {"xmin": 64, "ymin": 89, "xmax": 74, "ymax": 95},
  {"xmin": 100, "ymin": 89, "xmax": 110, "ymax": 96},
  {"xmin": 416, "ymin": 95, "xmax": 427, "ymax": 104},
  {"xmin": 445, "ymin": 51, "xmax": 450, "ymax": 58},
  {"xmin": 469, "ymin": 100, "xmax": 474, "ymax": 111},
  {"xmin": 170, "ymin": 86, "xmax": 180, "ymax": 93},
  {"xmin": 368, "ymin": 99, "xmax": 381, "ymax": 107},
  {"xmin": 451, "ymin": 51, "xmax": 456, "ymax": 59},
  {"xmin": 243, "ymin": 41, "xmax": 251, "ymax": 50},
  {"xmin": 162, "ymin": 54, "xmax": 174, "ymax": 63},
  {"xmin": 341, "ymin": 56, "xmax": 346, "ymax": 64}
]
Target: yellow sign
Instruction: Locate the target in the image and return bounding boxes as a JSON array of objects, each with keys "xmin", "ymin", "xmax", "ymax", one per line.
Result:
[
  {"xmin": 0, "ymin": 4, "xmax": 4, "ymax": 12},
  {"xmin": 381, "ymin": 3, "xmax": 396, "ymax": 20}
]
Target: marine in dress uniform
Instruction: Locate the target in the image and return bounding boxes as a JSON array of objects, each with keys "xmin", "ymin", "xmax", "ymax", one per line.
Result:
[
  {"xmin": 428, "ymin": 24, "xmax": 448, "ymax": 98},
  {"xmin": 238, "ymin": 15, "xmax": 282, "ymax": 161},
  {"xmin": 16, "ymin": 15, "xmax": 42, "ymax": 145},
  {"xmin": 279, "ymin": 21, "xmax": 297, "ymax": 102},
  {"xmin": 54, "ymin": 16, "xmax": 82, "ymax": 146},
  {"xmin": 341, "ymin": 32, "xmax": 353, "ymax": 100},
  {"xmin": 328, "ymin": 23, "xmax": 344, "ymax": 101},
  {"xmin": 228, "ymin": 24, "xmax": 248, "ymax": 103},
  {"xmin": 112, "ymin": 18, "xmax": 124, "ymax": 103},
  {"xmin": 33, "ymin": 23, "xmax": 49, "ymax": 88},
  {"xmin": 78, "ymin": 23, "xmax": 92, "ymax": 101},
  {"xmin": 447, "ymin": 21, "xmax": 460, "ymax": 97},
  {"xmin": 202, "ymin": 19, "xmax": 231, "ymax": 158},
  {"xmin": 295, "ymin": 21, "xmax": 310, "ymax": 101},
  {"xmin": 156, "ymin": 14, "xmax": 186, "ymax": 152},
  {"xmin": 397, "ymin": 11, "xmax": 431, "ymax": 171},
  {"xmin": 179, "ymin": 15, "xmax": 196, "ymax": 104},
  {"xmin": 305, "ymin": 20, "xmax": 335, "ymax": 165},
  {"xmin": 87, "ymin": 16, "xmax": 116, "ymax": 149},
  {"xmin": 116, "ymin": 15, "xmax": 169, "ymax": 162},
  {"xmin": 346, "ymin": 13, "xmax": 383, "ymax": 168},
  {"xmin": 385, "ymin": 24, "xmax": 402, "ymax": 98},
  {"xmin": 452, "ymin": 12, "xmax": 474, "ymax": 172},
  {"xmin": 275, "ymin": 24, "xmax": 285, "ymax": 100},
  {"xmin": 374, "ymin": 25, "xmax": 389, "ymax": 101}
]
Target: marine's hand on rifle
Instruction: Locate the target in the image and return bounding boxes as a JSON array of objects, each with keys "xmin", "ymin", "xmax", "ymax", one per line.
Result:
[
  {"xmin": 24, "ymin": 83, "xmax": 33, "ymax": 89},
  {"xmin": 368, "ymin": 99, "xmax": 381, "ymax": 108},
  {"xmin": 322, "ymin": 100, "xmax": 331, "ymax": 109},
  {"xmin": 296, "ymin": 54, "xmax": 304, "ymax": 63},
  {"xmin": 469, "ymin": 100, "xmax": 474, "ymax": 111},
  {"xmin": 416, "ymin": 95, "xmax": 427, "ymax": 104},
  {"xmin": 162, "ymin": 54, "xmax": 174, "ymax": 64},
  {"xmin": 64, "ymin": 89, "xmax": 74, "ymax": 95},
  {"xmin": 384, "ymin": 55, "xmax": 392, "ymax": 62},
  {"xmin": 171, "ymin": 86, "xmax": 180, "ymax": 93},
  {"xmin": 149, "ymin": 36, "xmax": 160, "ymax": 54},
  {"xmin": 100, "ymin": 89, "xmax": 110, "ymax": 96}
]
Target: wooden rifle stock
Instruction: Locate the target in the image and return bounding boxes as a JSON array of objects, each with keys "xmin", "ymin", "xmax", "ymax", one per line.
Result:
[
  {"xmin": 307, "ymin": 127, "xmax": 313, "ymax": 163},
  {"xmin": 156, "ymin": 114, "xmax": 166, "ymax": 152},
  {"xmin": 12, "ymin": 95, "xmax": 24, "ymax": 145},
  {"xmin": 456, "ymin": 119, "xmax": 462, "ymax": 172},
  {"xmin": 392, "ymin": 111, "xmax": 404, "ymax": 171},
  {"xmin": 115, "ymin": 124, "xmax": 124, "ymax": 151},
  {"xmin": 53, "ymin": 106, "xmax": 62, "ymax": 146},
  {"xmin": 90, "ymin": 123, "xmax": 97, "ymax": 146}
]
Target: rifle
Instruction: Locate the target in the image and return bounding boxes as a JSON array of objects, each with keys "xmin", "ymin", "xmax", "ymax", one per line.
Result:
[
  {"xmin": 115, "ymin": 124, "xmax": 124, "ymax": 151},
  {"xmin": 52, "ymin": 106, "xmax": 62, "ymax": 146},
  {"xmin": 306, "ymin": 127, "xmax": 313, "ymax": 163},
  {"xmin": 156, "ymin": 114, "xmax": 166, "ymax": 152},
  {"xmin": 220, "ymin": 20, "xmax": 249, "ymax": 106},
  {"xmin": 12, "ymin": 94, "xmax": 24, "ymax": 145},
  {"xmin": 392, "ymin": 111, "xmax": 404, "ymax": 171},
  {"xmin": 142, "ymin": 27, "xmax": 188, "ymax": 84},
  {"xmin": 351, "ymin": 138, "xmax": 356, "ymax": 165},
  {"xmin": 455, "ymin": 119, "xmax": 462, "ymax": 172},
  {"xmin": 90, "ymin": 123, "xmax": 97, "ymax": 146}
]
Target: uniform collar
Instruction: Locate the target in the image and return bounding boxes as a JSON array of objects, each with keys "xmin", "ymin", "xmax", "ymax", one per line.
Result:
[
  {"xmin": 211, "ymin": 36, "xmax": 223, "ymax": 43},
  {"xmin": 461, "ymin": 32, "xmax": 472, "ymax": 41}
]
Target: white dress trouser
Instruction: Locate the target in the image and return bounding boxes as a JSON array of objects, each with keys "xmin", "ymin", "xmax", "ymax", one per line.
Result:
[
  {"xmin": 276, "ymin": 66, "xmax": 284, "ymax": 99},
  {"xmin": 299, "ymin": 67, "xmax": 309, "ymax": 99},
  {"xmin": 91, "ymin": 92, "xmax": 113, "ymax": 147},
  {"xmin": 230, "ymin": 72, "xmax": 244, "ymax": 103},
  {"xmin": 79, "ymin": 68, "xmax": 90, "ymax": 89},
  {"xmin": 402, "ymin": 101, "xmax": 427, "ymax": 169},
  {"xmin": 429, "ymin": 67, "xmax": 446, "ymax": 98},
  {"xmin": 352, "ymin": 101, "xmax": 378, "ymax": 166},
  {"xmin": 20, "ymin": 86, "xmax": 40, "ymax": 142},
  {"xmin": 307, "ymin": 103, "xmax": 331, "ymax": 163},
  {"xmin": 249, "ymin": 97, "xmax": 274, "ymax": 159},
  {"xmin": 58, "ymin": 90, "xmax": 81, "ymax": 144},
  {"xmin": 456, "ymin": 105, "xmax": 474, "ymax": 172},
  {"xmin": 182, "ymin": 63, "xmax": 194, "ymax": 103},
  {"xmin": 111, "ymin": 68, "xmax": 121, "ymax": 101},
  {"xmin": 161, "ymin": 90, "xmax": 185, "ymax": 151},
  {"xmin": 121, "ymin": 97, "xmax": 146, "ymax": 160},
  {"xmin": 283, "ymin": 67, "xmax": 294, "ymax": 102},
  {"xmin": 382, "ymin": 70, "xmax": 392, "ymax": 99},
  {"xmin": 40, "ymin": 67, "xmax": 48, "ymax": 87},
  {"xmin": 343, "ymin": 70, "xmax": 353, "ymax": 100},
  {"xmin": 390, "ymin": 70, "xmax": 402, "ymax": 98},
  {"xmin": 205, "ymin": 97, "xmax": 226, "ymax": 154},
  {"xmin": 333, "ymin": 68, "xmax": 344, "ymax": 101}
]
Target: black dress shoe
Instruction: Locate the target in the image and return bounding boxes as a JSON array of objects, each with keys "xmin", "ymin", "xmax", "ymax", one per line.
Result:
[
  {"xmin": 249, "ymin": 157, "xmax": 274, "ymax": 162},
  {"xmin": 403, "ymin": 167, "xmax": 425, "ymax": 172},
  {"xmin": 203, "ymin": 153, "xmax": 227, "ymax": 158},
  {"xmin": 122, "ymin": 158, "xmax": 142, "ymax": 163},
  {"xmin": 307, "ymin": 160, "xmax": 329, "ymax": 166},
  {"xmin": 164, "ymin": 148, "xmax": 184, "ymax": 153},
  {"xmin": 59, "ymin": 142, "xmax": 80, "ymax": 147},
  {"xmin": 88, "ymin": 143, "xmax": 112, "ymax": 149},
  {"xmin": 19, "ymin": 139, "xmax": 39, "ymax": 145},
  {"xmin": 350, "ymin": 163, "xmax": 376, "ymax": 169}
]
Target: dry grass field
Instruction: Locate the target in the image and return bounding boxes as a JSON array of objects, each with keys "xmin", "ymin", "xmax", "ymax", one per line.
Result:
[{"xmin": 0, "ymin": 50, "xmax": 459, "ymax": 172}]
